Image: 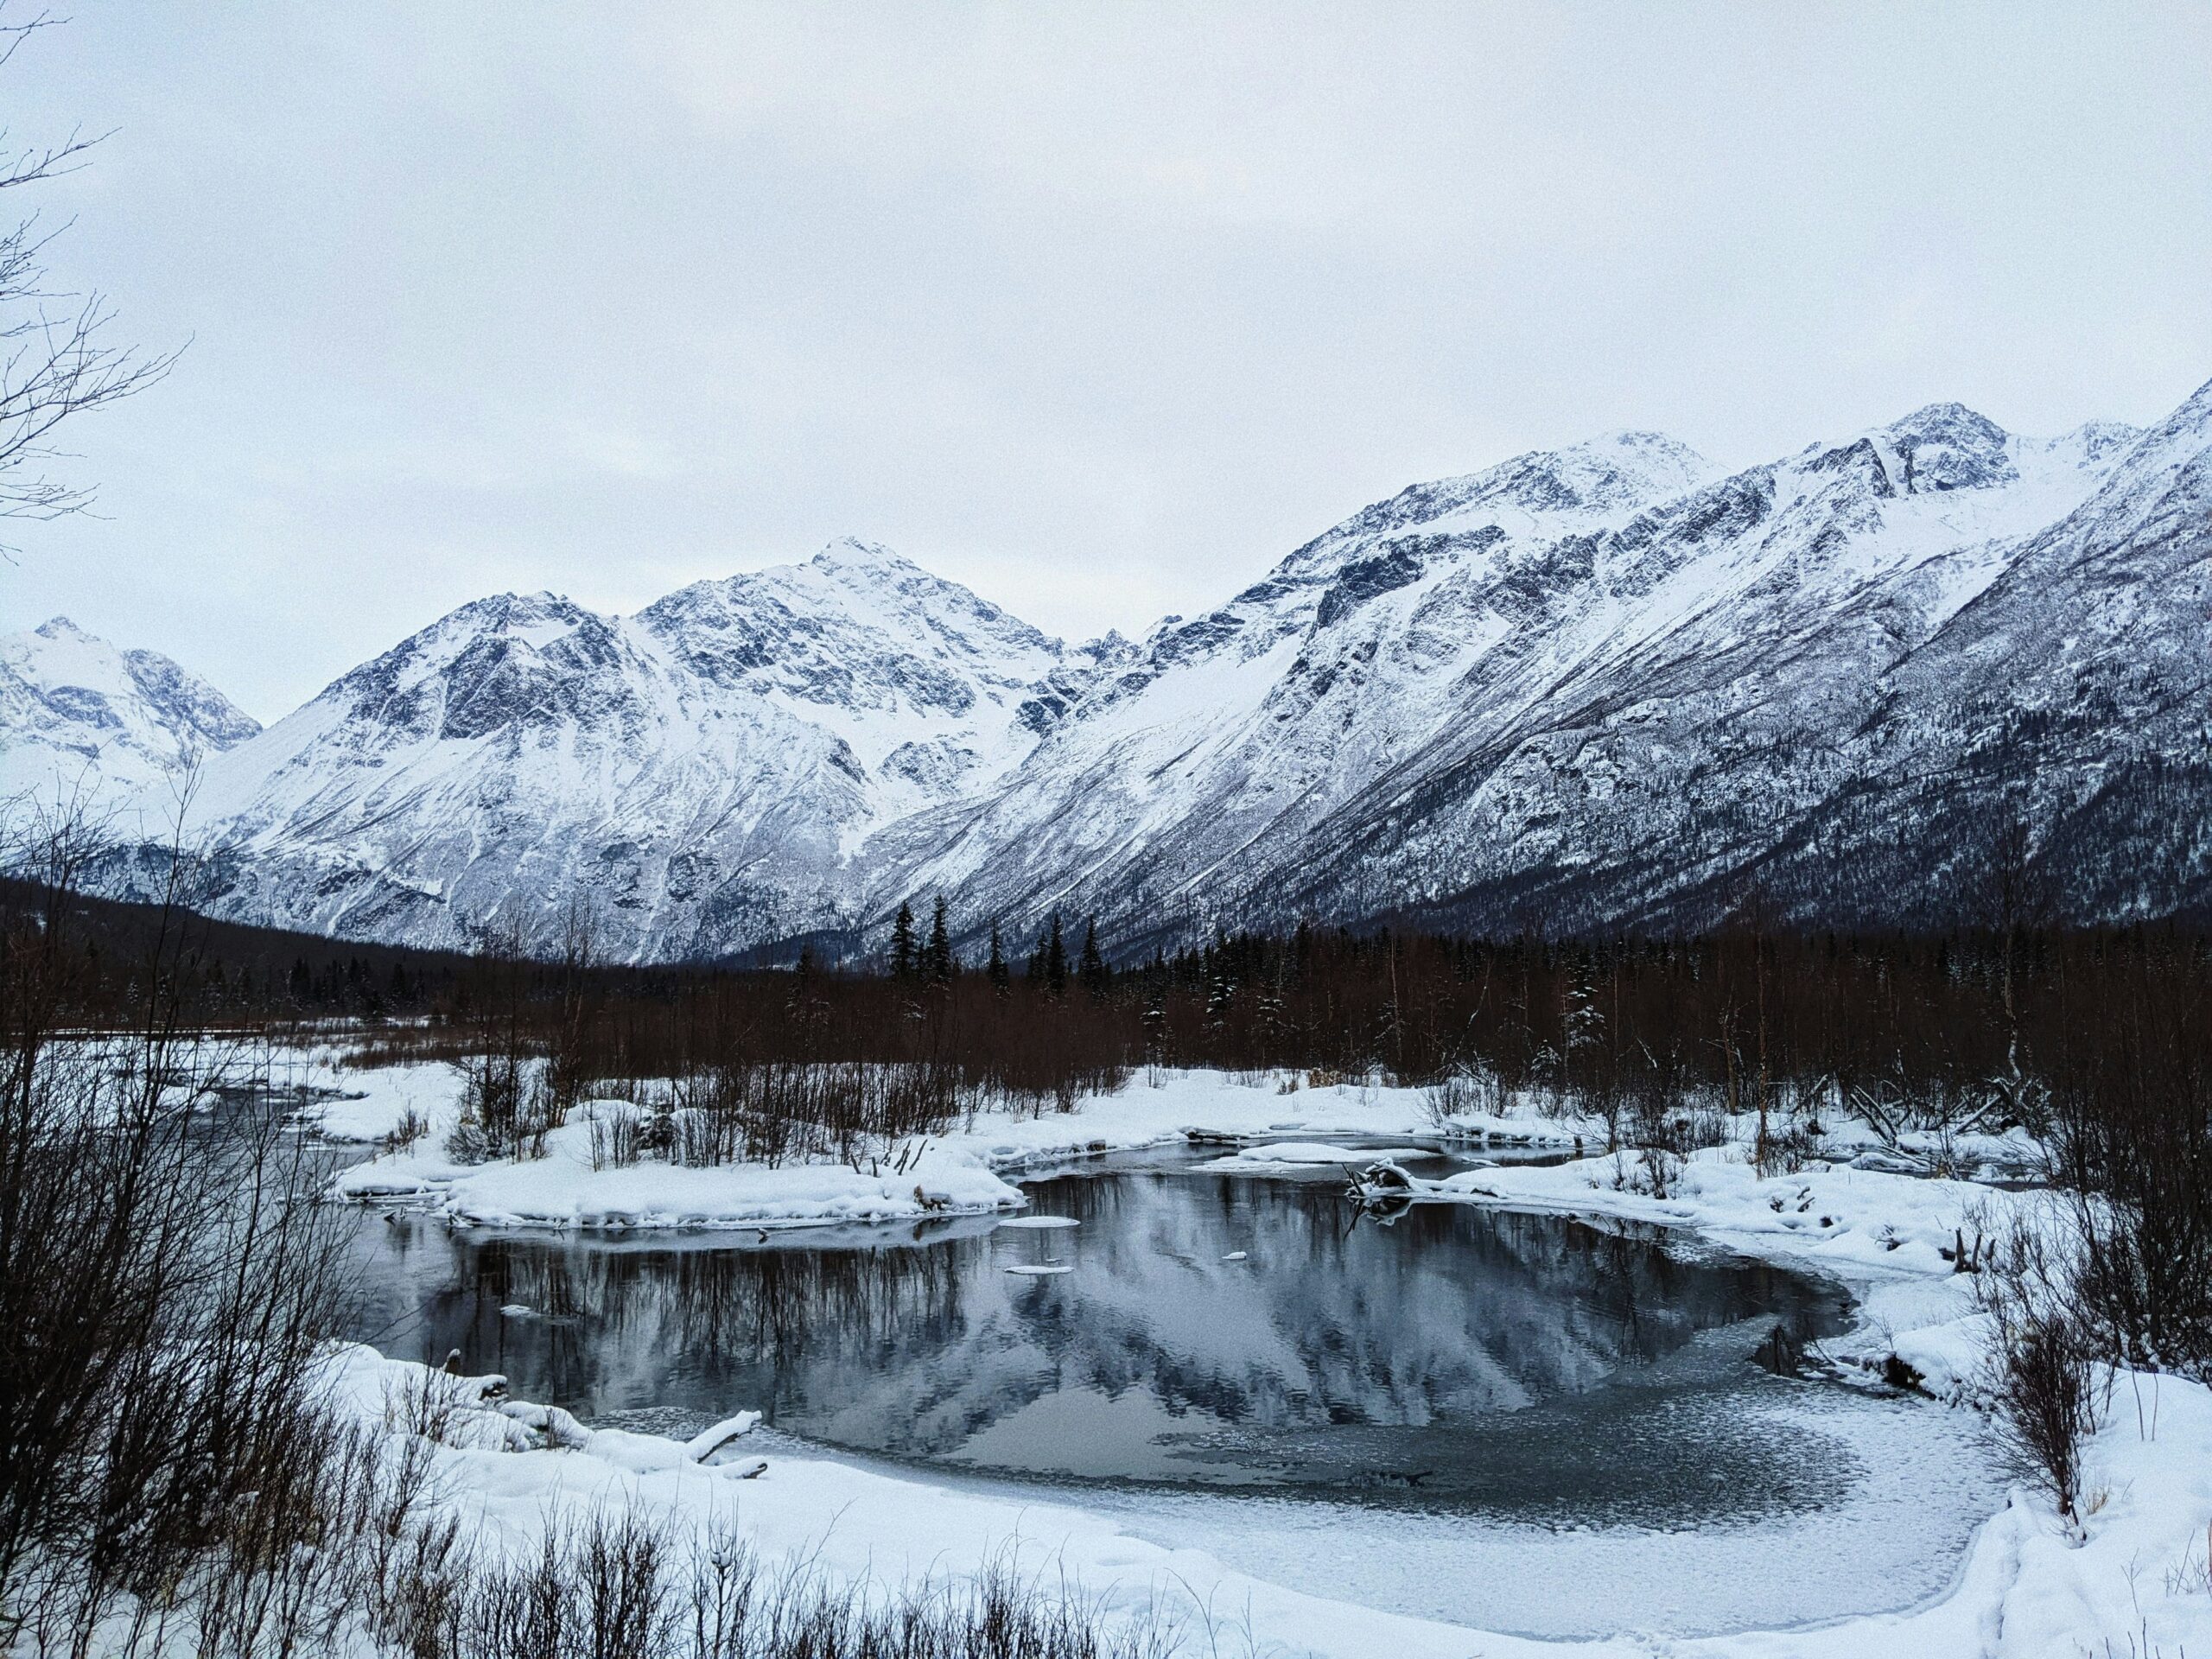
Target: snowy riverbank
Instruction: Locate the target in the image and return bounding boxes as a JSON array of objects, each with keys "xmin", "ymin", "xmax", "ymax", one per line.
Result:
[
  {"xmin": 298, "ymin": 1056, "xmax": 2212, "ymax": 1655},
  {"xmin": 319, "ymin": 1325, "xmax": 2212, "ymax": 1659},
  {"xmin": 315, "ymin": 1065, "xmax": 1589, "ymax": 1230}
]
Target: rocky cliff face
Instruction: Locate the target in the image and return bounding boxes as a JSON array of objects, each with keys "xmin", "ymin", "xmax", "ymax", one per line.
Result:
[{"xmin": 882, "ymin": 398, "xmax": 2190, "ymax": 949}]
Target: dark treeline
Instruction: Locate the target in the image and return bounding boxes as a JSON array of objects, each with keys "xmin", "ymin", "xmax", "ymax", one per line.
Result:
[
  {"xmin": 0, "ymin": 874, "xmax": 480, "ymax": 1021},
  {"xmin": 532, "ymin": 925, "xmax": 2210, "ymax": 1172},
  {"xmin": 11, "ymin": 872, "xmax": 2209, "ymax": 1140}
]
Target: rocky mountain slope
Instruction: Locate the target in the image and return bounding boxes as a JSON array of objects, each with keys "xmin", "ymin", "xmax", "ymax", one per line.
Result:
[
  {"xmin": 147, "ymin": 540, "xmax": 1121, "ymax": 957},
  {"xmin": 878, "ymin": 396, "xmax": 2196, "ymax": 947},
  {"xmin": 0, "ymin": 617, "xmax": 260, "ymax": 821},
  {"xmin": 27, "ymin": 378, "xmax": 2211, "ymax": 957}
]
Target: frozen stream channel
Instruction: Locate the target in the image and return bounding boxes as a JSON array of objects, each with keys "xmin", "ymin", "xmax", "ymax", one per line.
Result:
[{"xmin": 344, "ymin": 1148, "xmax": 2005, "ymax": 1638}]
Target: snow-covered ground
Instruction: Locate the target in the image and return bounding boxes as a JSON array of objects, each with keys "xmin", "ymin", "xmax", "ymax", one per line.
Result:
[
  {"xmin": 302, "ymin": 1058, "xmax": 2212, "ymax": 1656},
  {"xmin": 315, "ymin": 1063, "xmax": 1588, "ymax": 1229}
]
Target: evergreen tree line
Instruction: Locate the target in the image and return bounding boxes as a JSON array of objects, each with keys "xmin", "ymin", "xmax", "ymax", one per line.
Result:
[{"xmin": 885, "ymin": 899, "xmax": 1107, "ymax": 996}]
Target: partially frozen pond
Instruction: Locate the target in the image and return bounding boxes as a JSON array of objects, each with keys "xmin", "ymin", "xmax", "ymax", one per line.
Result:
[{"xmin": 344, "ymin": 1150, "xmax": 2004, "ymax": 1637}]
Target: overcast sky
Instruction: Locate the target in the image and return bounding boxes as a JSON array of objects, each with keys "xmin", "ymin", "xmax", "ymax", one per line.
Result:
[{"xmin": 3, "ymin": 3, "xmax": 2208, "ymax": 720}]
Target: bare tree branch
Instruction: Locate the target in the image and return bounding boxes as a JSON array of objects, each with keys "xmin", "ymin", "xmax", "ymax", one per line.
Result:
[{"xmin": 0, "ymin": 5, "xmax": 175, "ymax": 555}]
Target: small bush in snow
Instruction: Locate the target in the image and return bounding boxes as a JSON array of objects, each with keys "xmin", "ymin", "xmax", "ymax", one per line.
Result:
[{"xmin": 1976, "ymin": 1209, "xmax": 2103, "ymax": 1529}]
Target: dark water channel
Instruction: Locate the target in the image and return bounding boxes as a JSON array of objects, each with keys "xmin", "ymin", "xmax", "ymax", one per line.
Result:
[{"xmin": 346, "ymin": 1155, "xmax": 1861, "ymax": 1526}]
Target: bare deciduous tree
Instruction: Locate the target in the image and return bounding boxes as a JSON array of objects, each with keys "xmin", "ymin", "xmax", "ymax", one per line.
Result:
[{"xmin": 0, "ymin": 6, "xmax": 175, "ymax": 551}]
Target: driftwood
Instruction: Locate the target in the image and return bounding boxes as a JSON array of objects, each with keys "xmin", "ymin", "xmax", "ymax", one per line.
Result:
[
  {"xmin": 1942, "ymin": 1226, "xmax": 1988, "ymax": 1274},
  {"xmin": 1349, "ymin": 1159, "xmax": 1416, "ymax": 1197},
  {"xmin": 1344, "ymin": 1160, "xmax": 1422, "ymax": 1224}
]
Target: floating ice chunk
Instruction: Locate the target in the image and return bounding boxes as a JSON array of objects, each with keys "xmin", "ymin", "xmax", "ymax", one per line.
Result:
[
  {"xmin": 1005, "ymin": 1262, "xmax": 1074, "ymax": 1275},
  {"xmin": 1221, "ymin": 1250, "xmax": 1249, "ymax": 1262},
  {"xmin": 499, "ymin": 1304, "xmax": 534, "ymax": 1318},
  {"xmin": 998, "ymin": 1215, "xmax": 1080, "ymax": 1230}
]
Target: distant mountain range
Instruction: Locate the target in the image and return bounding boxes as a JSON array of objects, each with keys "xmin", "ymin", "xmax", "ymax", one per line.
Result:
[{"xmin": 10, "ymin": 376, "xmax": 2209, "ymax": 958}]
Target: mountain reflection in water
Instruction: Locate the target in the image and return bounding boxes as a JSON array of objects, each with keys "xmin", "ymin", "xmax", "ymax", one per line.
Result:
[{"xmin": 347, "ymin": 1166, "xmax": 1855, "ymax": 1522}]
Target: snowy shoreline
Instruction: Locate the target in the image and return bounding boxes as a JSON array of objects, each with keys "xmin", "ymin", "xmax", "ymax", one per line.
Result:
[
  {"xmin": 298, "ymin": 1057, "xmax": 2212, "ymax": 1656},
  {"xmin": 316, "ymin": 1065, "xmax": 1592, "ymax": 1231}
]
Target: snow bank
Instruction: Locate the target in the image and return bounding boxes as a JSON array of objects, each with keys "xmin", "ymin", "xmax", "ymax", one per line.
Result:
[
  {"xmin": 1196, "ymin": 1141, "xmax": 1441, "ymax": 1170},
  {"xmin": 1433, "ymin": 1144, "xmax": 2024, "ymax": 1276},
  {"xmin": 335, "ymin": 1116, "xmax": 1022, "ymax": 1230},
  {"xmin": 318, "ymin": 1344, "xmax": 1538, "ymax": 1659},
  {"xmin": 327, "ymin": 1068, "xmax": 1583, "ymax": 1233},
  {"xmin": 261, "ymin": 1047, "xmax": 470, "ymax": 1144}
]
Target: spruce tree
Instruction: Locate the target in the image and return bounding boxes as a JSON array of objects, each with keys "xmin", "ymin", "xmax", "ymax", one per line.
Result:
[
  {"xmin": 987, "ymin": 923, "xmax": 1010, "ymax": 993},
  {"xmin": 890, "ymin": 901, "xmax": 916, "ymax": 980},
  {"xmin": 1044, "ymin": 912, "xmax": 1069, "ymax": 995},
  {"xmin": 1078, "ymin": 915, "xmax": 1108, "ymax": 995},
  {"xmin": 927, "ymin": 896, "xmax": 954, "ymax": 983}
]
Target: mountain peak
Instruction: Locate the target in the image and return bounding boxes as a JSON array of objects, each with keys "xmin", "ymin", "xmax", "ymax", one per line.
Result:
[
  {"xmin": 458, "ymin": 590, "xmax": 594, "ymax": 638},
  {"xmin": 811, "ymin": 537, "xmax": 915, "ymax": 576},
  {"xmin": 1799, "ymin": 402, "xmax": 2018, "ymax": 495},
  {"xmin": 1879, "ymin": 402, "xmax": 2010, "ymax": 448},
  {"xmin": 1525, "ymin": 429, "xmax": 1713, "ymax": 506},
  {"xmin": 1283, "ymin": 429, "xmax": 1713, "ymax": 580},
  {"xmin": 1, "ymin": 618, "xmax": 258, "ymax": 811}
]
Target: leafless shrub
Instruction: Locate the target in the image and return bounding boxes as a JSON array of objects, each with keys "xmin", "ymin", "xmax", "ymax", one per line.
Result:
[
  {"xmin": 664, "ymin": 1061, "xmax": 971, "ymax": 1173},
  {"xmin": 2163, "ymin": 1519, "xmax": 2212, "ymax": 1600},
  {"xmin": 0, "ymin": 814, "xmax": 360, "ymax": 1651},
  {"xmin": 383, "ymin": 1103, "xmax": 432, "ymax": 1154},
  {"xmin": 2044, "ymin": 960, "xmax": 2212, "ymax": 1382},
  {"xmin": 588, "ymin": 1099, "xmax": 645, "ymax": 1171},
  {"xmin": 409, "ymin": 1510, "xmax": 1175, "ymax": 1659},
  {"xmin": 1421, "ymin": 1065, "xmax": 1503, "ymax": 1129},
  {"xmin": 1766, "ymin": 1115, "xmax": 1832, "ymax": 1173},
  {"xmin": 1975, "ymin": 1209, "xmax": 2102, "ymax": 1526},
  {"xmin": 458, "ymin": 1511, "xmax": 678, "ymax": 1659}
]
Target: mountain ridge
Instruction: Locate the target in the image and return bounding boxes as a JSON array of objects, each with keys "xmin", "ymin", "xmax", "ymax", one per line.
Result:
[{"xmin": 17, "ymin": 379, "xmax": 2209, "ymax": 957}]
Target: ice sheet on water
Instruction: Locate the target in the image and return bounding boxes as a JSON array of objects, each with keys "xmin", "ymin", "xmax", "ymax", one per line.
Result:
[{"xmin": 1077, "ymin": 1383, "xmax": 2004, "ymax": 1640}]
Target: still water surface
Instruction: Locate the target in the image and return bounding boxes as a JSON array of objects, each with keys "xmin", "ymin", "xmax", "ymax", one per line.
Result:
[{"xmin": 346, "ymin": 1154, "xmax": 1863, "ymax": 1525}]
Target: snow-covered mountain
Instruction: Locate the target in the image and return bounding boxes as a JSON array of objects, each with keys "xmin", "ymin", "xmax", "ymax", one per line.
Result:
[
  {"xmin": 46, "ymin": 376, "xmax": 2212, "ymax": 957},
  {"xmin": 873, "ymin": 397, "xmax": 2196, "ymax": 946},
  {"xmin": 0, "ymin": 617, "xmax": 259, "ymax": 820},
  {"xmin": 151, "ymin": 540, "xmax": 1117, "ymax": 956}
]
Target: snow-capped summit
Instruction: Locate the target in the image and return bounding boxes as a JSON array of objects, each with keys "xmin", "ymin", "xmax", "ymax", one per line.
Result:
[
  {"xmin": 0, "ymin": 617, "xmax": 259, "ymax": 817},
  {"xmin": 162, "ymin": 539, "xmax": 1100, "ymax": 957},
  {"xmin": 865, "ymin": 384, "xmax": 2207, "ymax": 948}
]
